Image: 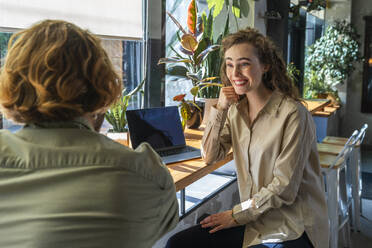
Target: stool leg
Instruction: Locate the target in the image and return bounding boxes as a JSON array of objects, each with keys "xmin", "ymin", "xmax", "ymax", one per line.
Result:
[
  {"xmin": 349, "ymin": 149, "xmax": 357, "ymax": 231},
  {"xmin": 346, "ymin": 220, "xmax": 352, "ymax": 248},
  {"xmin": 353, "ymin": 147, "xmax": 362, "ymax": 231},
  {"xmin": 326, "ymin": 169, "xmax": 339, "ymax": 248}
]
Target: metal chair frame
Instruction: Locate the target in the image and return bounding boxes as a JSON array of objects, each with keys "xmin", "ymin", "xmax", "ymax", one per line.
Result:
[
  {"xmin": 323, "ymin": 130, "xmax": 359, "ymax": 248},
  {"xmin": 350, "ymin": 124, "xmax": 368, "ymax": 231}
]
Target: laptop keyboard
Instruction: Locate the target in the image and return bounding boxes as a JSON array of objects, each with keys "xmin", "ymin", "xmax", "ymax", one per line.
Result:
[{"xmin": 157, "ymin": 146, "xmax": 196, "ymax": 157}]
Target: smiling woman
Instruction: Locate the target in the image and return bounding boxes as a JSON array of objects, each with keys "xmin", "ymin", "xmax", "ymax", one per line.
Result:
[{"xmin": 166, "ymin": 28, "xmax": 328, "ymax": 248}]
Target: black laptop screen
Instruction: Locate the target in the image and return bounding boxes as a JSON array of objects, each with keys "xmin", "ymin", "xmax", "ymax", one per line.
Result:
[{"xmin": 126, "ymin": 106, "xmax": 186, "ymax": 150}]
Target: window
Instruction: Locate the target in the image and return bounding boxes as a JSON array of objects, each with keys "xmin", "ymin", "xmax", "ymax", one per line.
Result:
[
  {"xmin": 0, "ymin": 0, "xmax": 145, "ymax": 131},
  {"xmin": 287, "ymin": 6, "xmax": 324, "ymax": 96},
  {"xmin": 165, "ymin": 0, "xmax": 210, "ymax": 106}
]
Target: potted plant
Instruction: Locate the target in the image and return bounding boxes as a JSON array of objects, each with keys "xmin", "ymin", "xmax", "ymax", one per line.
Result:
[
  {"xmin": 158, "ymin": 0, "xmax": 222, "ymax": 129},
  {"xmin": 290, "ymin": 0, "xmax": 326, "ymax": 22},
  {"xmin": 105, "ymin": 78, "xmax": 145, "ymax": 146},
  {"xmin": 304, "ymin": 20, "xmax": 362, "ymax": 104}
]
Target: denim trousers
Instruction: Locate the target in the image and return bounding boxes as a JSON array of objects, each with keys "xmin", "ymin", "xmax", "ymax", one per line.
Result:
[{"xmin": 165, "ymin": 224, "xmax": 313, "ymax": 248}]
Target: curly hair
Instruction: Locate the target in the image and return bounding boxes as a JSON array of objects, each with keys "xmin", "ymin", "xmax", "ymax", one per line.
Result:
[
  {"xmin": 220, "ymin": 27, "xmax": 299, "ymax": 100},
  {"xmin": 0, "ymin": 19, "xmax": 122, "ymax": 123}
]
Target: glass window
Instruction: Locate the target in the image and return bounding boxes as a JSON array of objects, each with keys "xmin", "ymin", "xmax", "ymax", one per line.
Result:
[
  {"xmin": 100, "ymin": 38, "xmax": 143, "ymax": 110},
  {"xmin": 165, "ymin": 0, "xmax": 209, "ymax": 106},
  {"xmin": 287, "ymin": 6, "xmax": 324, "ymax": 96}
]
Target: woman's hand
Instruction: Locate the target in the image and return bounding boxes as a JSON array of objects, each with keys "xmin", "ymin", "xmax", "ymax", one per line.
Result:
[
  {"xmin": 216, "ymin": 86, "xmax": 239, "ymax": 110},
  {"xmin": 200, "ymin": 210, "xmax": 239, "ymax": 233}
]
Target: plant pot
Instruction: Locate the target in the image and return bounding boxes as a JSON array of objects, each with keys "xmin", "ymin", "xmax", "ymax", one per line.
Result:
[
  {"xmin": 202, "ymin": 98, "xmax": 219, "ymax": 125},
  {"xmin": 186, "ymin": 103, "xmax": 204, "ymax": 129},
  {"xmin": 107, "ymin": 132, "xmax": 130, "ymax": 147}
]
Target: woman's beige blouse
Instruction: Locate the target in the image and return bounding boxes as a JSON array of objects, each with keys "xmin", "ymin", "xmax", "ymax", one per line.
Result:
[{"xmin": 202, "ymin": 91, "xmax": 329, "ymax": 248}]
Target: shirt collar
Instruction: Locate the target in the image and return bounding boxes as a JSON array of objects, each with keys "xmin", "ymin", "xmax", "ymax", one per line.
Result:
[
  {"xmin": 235, "ymin": 90, "xmax": 285, "ymax": 117},
  {"xmin": 25, "ymin": 117, "xmax": 94, "ymax": 131}
]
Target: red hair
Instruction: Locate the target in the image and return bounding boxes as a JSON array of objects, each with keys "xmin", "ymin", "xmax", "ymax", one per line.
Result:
[{"xmin": 0, "ymin": 20, "xmax": 122, "ymax": 123}]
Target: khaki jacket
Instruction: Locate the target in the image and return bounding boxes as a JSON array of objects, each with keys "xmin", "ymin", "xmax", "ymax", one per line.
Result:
[
  {"xmin": 202, "ymin": 91, "xmax": 329, "ymax": 248},
  {"xmin": 0, "ymin": 118, "xmax": 179, "ymax": 248}
]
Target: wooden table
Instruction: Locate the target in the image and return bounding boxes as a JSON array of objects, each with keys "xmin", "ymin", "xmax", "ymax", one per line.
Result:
[{"xmin": 167, "ymin": 127, "xmax": 233, "ymax": 192}]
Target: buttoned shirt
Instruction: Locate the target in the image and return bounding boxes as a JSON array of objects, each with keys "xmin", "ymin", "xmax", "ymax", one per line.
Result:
[
  {"xmin": 0, "ymin": 118, "xmax": 179, "ymax": 248},
  {"xmin": 202, "ymin": 91, "xmax": 329, "ymax": 248}
]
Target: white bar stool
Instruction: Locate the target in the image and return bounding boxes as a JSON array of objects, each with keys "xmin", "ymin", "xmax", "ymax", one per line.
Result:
[{"xmin": 319, "ymin": 130, "xmax": 358, "ymax": 248}]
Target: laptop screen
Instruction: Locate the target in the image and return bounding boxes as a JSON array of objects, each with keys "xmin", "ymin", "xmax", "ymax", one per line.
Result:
[{"xmin": 126, "ymin": 106, "xmax": 186, "ymax": 150}]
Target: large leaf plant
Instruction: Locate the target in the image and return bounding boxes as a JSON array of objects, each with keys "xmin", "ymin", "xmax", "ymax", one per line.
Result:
[{"xmin": 158, "ymin": 0, "xmax": 223, "ymax": 127}]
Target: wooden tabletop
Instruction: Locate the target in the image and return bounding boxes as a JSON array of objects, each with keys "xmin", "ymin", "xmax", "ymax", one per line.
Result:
[
  {"xmin": 317, "ymin": 143, "xmax": 344, "ymax": 155},
  {"xmin": 167, "ymin": 127, "xmax": 233, "ymax": 192},
  {"xmin": 303, "ymin": 99, "xmax": 331, "ymax": 114},
  {"xmin": 318, "ymin": 152, "xmax": 344, "ymax": 169},
  {"xmin": 322, "ymin": 136, "xmax": 348, "ymax": 146}
]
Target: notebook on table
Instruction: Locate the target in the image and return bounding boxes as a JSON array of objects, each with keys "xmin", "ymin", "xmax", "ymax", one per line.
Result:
[{"xmin": 126, "ymin": 106, "xmax": 201, "ymax": 164}]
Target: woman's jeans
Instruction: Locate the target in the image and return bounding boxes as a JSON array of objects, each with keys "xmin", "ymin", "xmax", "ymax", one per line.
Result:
[{"xmin": 165, "ymin": 223, "xmax": 313, "ymax": 248}]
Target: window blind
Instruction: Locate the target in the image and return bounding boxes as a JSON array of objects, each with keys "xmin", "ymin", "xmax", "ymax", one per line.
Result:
[{"xmin": 0, "ymin": 0, "xmax": 142, "ymax": 39}]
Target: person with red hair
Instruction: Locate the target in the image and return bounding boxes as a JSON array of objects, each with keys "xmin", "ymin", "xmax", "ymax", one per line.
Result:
[{"xmin": 0, "ymin": 19, "xmax": 178, "ymax": 248}]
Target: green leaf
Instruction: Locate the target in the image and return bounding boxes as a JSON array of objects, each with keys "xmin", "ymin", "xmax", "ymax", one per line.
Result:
[
  {"xmin": 166, "ymin": 65, "xmax": 189, "ymax": 77},
  {"xmin": 232, "ymin": 0, "xmax": 241, "ymax": 18},
  {"xmin": 169, "ymin": 45, "xmax": 185, "ymax": 59},
  {"xmin": 223, "ymin": 13, "xmax": 230, "ymax": 37},
  {"xmin": 167, "ymin": 33, "xmax": 181, "ymax": 57},
  {"xmin": 158, "ymin": 57, "xmax": 193, "ymax": 64},
  {"xmin": 186, "ymin": 100, "xmax": 202, "ymax": 112},
  {"xmin": 196, "ymin": 45, "xmax": 221, "ymax": 65},
  {"xmin": 104, "ymin": 112, "xmax": 115, "ymax": 126},
  {"xmin": 180, "ymin": 102, "xmax": 191, "ymax": 120},
  {"xmin": 190, "ymin": 86, "xmax": 199, "ymax": 96},
  {"xmin": 200, "ymin": 78, "xmax": 220, "ymax": 83},
  {"xmin": 186, "ymin": 70, "xmax": 204, "ymax": 82},
  {"xmin": 206, "ymin": 0, "xmax": 224, "ymax": 18},
  {"xmin": 202, "ymin": 9, "xmax": 214, "ymax": 40},
  {"xmin": 240, "ymin": 0, "xmax": 249, "ymax": 18},
  {"xmin": 193, "ymin": 37, "xmax": 210, "ymax": 65},
  {"xmin": 127, "ymin": 77, "xmax": 146, "ymax": 96},
  {"xmin": 198, "ymin": 82, "xmax": 223, "ymax": 92}
]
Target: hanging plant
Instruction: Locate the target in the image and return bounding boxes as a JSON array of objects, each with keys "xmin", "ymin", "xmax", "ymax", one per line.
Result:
[
  {"xmin": 306, "ymin": 0, "xmax": 326, "ymax": 12},
  {"xmin": 304, "ymin": 20, "xmax": 363, "ymax": 99}
]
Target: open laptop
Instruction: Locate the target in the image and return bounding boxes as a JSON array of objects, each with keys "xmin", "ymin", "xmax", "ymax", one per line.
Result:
[{"xmin": 126, "ymin": 106, "xmax": 201, "ymax": 164}]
